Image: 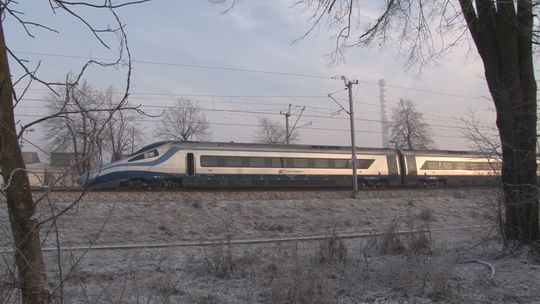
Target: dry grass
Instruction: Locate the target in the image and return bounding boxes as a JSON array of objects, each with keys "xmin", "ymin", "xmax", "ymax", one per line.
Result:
[
  {"xmin": 378, "ymin": 254, "xmax": 456, "ymax": 301},
  {"xmin": 418, "ymin": 207, "xmax": 437, "ymax": 222},
  {"xmin": 317, "ymin": 230, "xmax": 347, "ymax": 265},
  {"xmin": 266, "ymin": 268, "xmax": 335, "ymax": 304},
  {"xmin": 364, "ymin": 217, "xmax": 432, "ymax": 256},
  {"xmin": 204, "ymin": 243, "xmax": 236, "ymax": 279},
  {"xmin": 2, "ymin": 189, "xmax": 529, "ymax": 303},
  {"xmin": 265, "ymin": 253, "xmax": 338, "ymax": 304},
  {"xmin": 188, "ymin": 294, "xmax": 220, "ymax": 304}
]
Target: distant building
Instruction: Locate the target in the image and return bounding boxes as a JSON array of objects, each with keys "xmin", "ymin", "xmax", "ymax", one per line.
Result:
[
  {"xmin": 1, "ymin": 151, "xmax": 97, "ymax": 188},
  {"xmin": 50, "ymin": 152, "xmax": 79, "ymax": 168},
  {"xmin": 49, "ymin": 152, "xmax": 87, "ymax": 187},
  {"xmin": 22, "ymin": 151, "xmax": 40, "ymax": 164},
  {"xmin": 1, "ymin": 151, "xmax": 49, "ymax": 188}
]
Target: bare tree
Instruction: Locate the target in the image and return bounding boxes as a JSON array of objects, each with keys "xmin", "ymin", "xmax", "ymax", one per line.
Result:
[
  {"xmin": 267, "ymin": 0, "xmax": 539, "ymax": 243},
  {"xmin": 461, "ymin": 112, "xmax": 501, "ymax": 158},
  {"xmin": 253, "ymin": 117, "xmax": 301, "ymax": 144},
  {"xmin": 254, "ymin": 117, "xmax": 285, "ymax": 144},
  {"xmin": 461, "ymin": 112, "xmax": 508, "ymax": 241},
  {"xmin": 0, "ymin": 1, "xmax": 149, "ymax": 303},
  {"xmin": 46, "ymin": 83, "xmax": 142, "ymax": 165},
  {"xmin": 155, "ymin": 99, "xmax": 212, "ymax": 142},
  {"xmin": 45, "ymin": 79, "xmax": 104, "ymax": 175},
  {"xmin": 102, "ymin": 87, "xmax": 143, "ymax": 162},
  {"xmin": 389, "ymin": 99, "xmax": 435, "ymax": 150}
]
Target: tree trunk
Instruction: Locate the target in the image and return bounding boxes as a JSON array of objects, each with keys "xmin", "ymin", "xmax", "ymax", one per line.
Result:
[
  {"xmin": 460, "ymin": 0, "xmax": 539, "ymax": 242},
  {"xmin": 0, "ymin": 19, "xmax": 50, "ymax": 304}
]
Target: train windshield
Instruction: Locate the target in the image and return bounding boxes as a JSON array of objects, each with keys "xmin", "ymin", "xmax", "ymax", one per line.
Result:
[
  {"xmin": 130, "ymin": 141, "xmax": 170, "ymax": 156},
  {"xmin": 128, "ymin": 149, "xmax": 160, "ymax": 162}
]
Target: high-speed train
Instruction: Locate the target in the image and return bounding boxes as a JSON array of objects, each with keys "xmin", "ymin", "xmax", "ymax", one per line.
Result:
[{"xmin": 80, "ymin": 141, "xmax": 503, "ymax": 189}]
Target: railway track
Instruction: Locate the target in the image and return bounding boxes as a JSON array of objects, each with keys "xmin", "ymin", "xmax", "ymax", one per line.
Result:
[
  {"xmin": 31, "ymin": 185, "xmax": 498, "ymax": 194},
  {"xmin": 22, "ymin": 187, "xmax": 499, "ymax": 205},
  {"xmin": 0, "ymin": 224, "xmax": 492, "ymax": 254}
]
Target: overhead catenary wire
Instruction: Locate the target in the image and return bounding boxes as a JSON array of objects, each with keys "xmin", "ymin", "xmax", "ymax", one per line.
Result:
[
  {"xmin": 15, "ymin": 87, "xmax": 497, "ymax": 126},
  {"xmin": 14, "ymin": 104, "xmax": 479, "ymax": 132},
  {"xmin": 13, "ymin": 113, "xmax": 471, "ymax": 140},
  {"xmin": 13, "ymin": 51, "xmax": 496, "ymax": 101},
  {"xmin": 16, "ymin": 97, "xmax": 496, "ymax": 131},
  {"xmin": 14, "ymin": 51, "xmax": 332, "ymax": 80}
]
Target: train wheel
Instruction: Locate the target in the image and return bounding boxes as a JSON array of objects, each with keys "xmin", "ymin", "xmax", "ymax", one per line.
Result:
[
  {"xmin": 126, "ymin": 179, "xmax": 149, "ymax": 190},
  {"xmin": 161, "ymin": 180, "xmax": 181, "ymax": 189},
  {"xmin": 436, "ymin": 180, "xmax": 447, "ymax": 188}
]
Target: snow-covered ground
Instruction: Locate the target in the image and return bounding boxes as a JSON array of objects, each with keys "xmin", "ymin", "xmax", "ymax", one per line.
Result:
[{"xmin": 1, "ymin": 189, "xmax": 539, "ymax": 303}]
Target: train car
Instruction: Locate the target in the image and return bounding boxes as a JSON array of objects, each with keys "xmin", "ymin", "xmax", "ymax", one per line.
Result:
[
  {"xmin": 81, "ymin": 141, "xmax": 511, "ymax": 190},
  {"xmin": 400, "ymin": 150, "xmax": 501, "ymax": 187},
  {"xmin": 83, "ymin": 141, "xmax": 401, "ymax": 189}
]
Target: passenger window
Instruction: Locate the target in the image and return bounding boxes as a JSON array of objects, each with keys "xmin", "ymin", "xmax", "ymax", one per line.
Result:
[
  {"xmin": 469, "ymin": 162, "xmax": 480, "ymax": 170},
  {"xmin": 249, "ymin": 157, "xmax": 265, "ymax": 167},
  {"xmin": 356, "ymin": 159, "xmax": 375, "ymax": 169},
  {"xmin": 327, "ymin": 159, "xmax": 336, "ymax": 168},
  {"xmin": 201, "ymin": 156, "xmax": 218, "ymax": 167},
  {"xmin": 314, "ymin": 159, "xmax": 329, "ymax": 168},
  {"xmin": 441, "ymin": 162, "xmax": 455, "ymax": 170},
  {"xmin": 294, "ymin": 158, "xmax": 308, "ymax": 168},
  {"xmin": 225, "ymin": 157, "xmax": 242, "ymax": 167},
  {"xmin": 265, "ymin": 158, "xmax": 281, "ymax": 168},
  {"xmin": 284, "ymin": 158, "xmax": 294, "ymax": 168},
  {"xmin": 334, "ymin": 159, "xmax": 348, "ymax": 168}
]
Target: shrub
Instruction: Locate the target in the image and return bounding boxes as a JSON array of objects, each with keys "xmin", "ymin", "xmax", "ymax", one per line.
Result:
[
  {"xmin": 366, "ymin": 218, "xmax": 432, "ymax": 256},
  {"xmin": 318, "ymin": 231, "xmax": 347, "ymax": 265},
  {"xmin": 204, "ymin": 243, "xmax": 236, "ymax": 279},
  {"xmin": 418, "ymin": 208, "xmax": 436, "ymax": 222}
]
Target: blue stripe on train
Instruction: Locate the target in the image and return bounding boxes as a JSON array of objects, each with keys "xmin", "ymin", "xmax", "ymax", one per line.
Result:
[
  {"xmin": 90, "ymin": 170, "xmax": 184, "ymax": 186},
  {"xmin": 90, "ymin": 170, "xmax": 390, "ymax": 187}
]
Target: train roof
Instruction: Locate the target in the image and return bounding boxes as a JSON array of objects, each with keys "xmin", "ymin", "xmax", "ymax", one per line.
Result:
[
  {"xmin": 135, "ymin": 141, "xmax": 397, "ymax": 155},
  {"xmin": 399, "ymin": 149, "xmax": 500, "ymax": 158},
  {"xmin": 133, "ymin": 141, "xmax": 497, "ymax": 157}
]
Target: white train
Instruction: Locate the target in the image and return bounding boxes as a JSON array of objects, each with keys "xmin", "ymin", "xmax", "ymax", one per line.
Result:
[{"xmin": 81, "ymin": 141, "xmax": 503, "ymax": 189}]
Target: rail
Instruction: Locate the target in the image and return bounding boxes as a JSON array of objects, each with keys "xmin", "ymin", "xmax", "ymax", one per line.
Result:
[{"xmin": 0, "ymin": 224, "xmax": 492, "ymax": 254}]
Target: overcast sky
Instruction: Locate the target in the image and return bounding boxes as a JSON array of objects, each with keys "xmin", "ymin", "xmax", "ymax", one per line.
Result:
[{"xmin": 7, "ymin": 1, "xmax": 508, "ymax": 159}]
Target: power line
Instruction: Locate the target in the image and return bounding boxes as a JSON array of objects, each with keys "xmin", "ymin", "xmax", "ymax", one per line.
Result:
[
  {"xmin": 17, "ymin": 97, "xmax": 495, "ymax": 130},
  {"xmin": 14, "ymin": 50, "xmax": 493, "ymax": 101},
  {"xmin": 13, "ymin": 98, "xmax": 491, "ymax": 130},
  {"xmin": 16, "ymin": 96, "xmax": 481, "ymax": 137},
  {"xmin": 15, "ymin": 89, "xmax": 496, "ymax": 126},
  {"xmin": 13, "ymin": 113, "xmax": 470, "ymax": 140},
  {"xmin": 16, "ymin": 88, "xmax": 330, "ymax": 99},
  {"xmin": 14, "ymin": 51, "xmax": 332, "ymax": 80}
]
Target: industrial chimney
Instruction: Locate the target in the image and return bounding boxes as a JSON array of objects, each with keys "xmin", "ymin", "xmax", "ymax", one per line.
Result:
[{"xmin": 379, "ymin": 79, "xmax": 389, "ymax": 148}]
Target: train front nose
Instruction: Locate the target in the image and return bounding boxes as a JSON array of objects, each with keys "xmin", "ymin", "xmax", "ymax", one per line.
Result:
[
  {"xmin": 76, "ymin": 174, "xmax": 86, "ymax": 186},
  {"xmin": 77, "ymin": 170, "xmax": 100, "ymax": 186}
]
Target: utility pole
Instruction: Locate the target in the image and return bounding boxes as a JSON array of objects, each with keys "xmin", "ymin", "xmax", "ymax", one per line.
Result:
[
  {"xmin": 280, "ymin": 104, "xmax": 292, "ymax": 144},
  {"xmin": 327, "ymin": 77, "xmax": 359, "ymax": 198},
  {"xmin": 343, "ymin": 76, "xmax": 359, "ymax": 198}
]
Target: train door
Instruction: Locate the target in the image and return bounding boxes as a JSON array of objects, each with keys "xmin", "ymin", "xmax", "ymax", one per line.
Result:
[
  {"xmin": 386, "ymin": 154, "xmax": 400, "ymax": 186},
  {"xmin": 404, "ymin": 155, "xmax": 417, "ymax": 186},
  {"xmin": 187, "ymin": 153, "xmax": 195, "ymax": 176}
]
